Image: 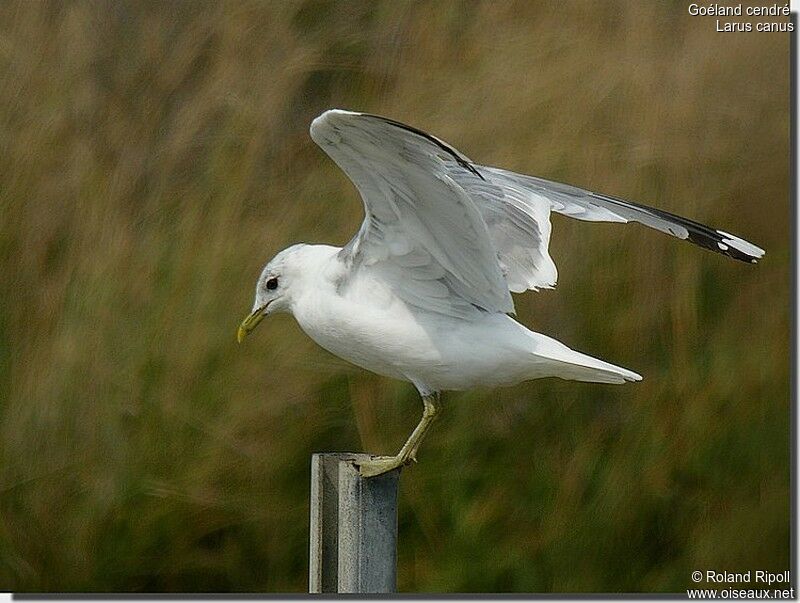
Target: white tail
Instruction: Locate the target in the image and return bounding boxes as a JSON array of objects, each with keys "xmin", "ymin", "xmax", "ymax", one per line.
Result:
[{"xmin": 528, "ymin": 332, "xmax": 642, "ymax": 385}]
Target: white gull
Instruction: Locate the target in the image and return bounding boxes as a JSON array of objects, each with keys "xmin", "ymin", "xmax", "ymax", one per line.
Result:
[{"xmin": 237, "ymin": 109, "xmax": 764, "ymax": 477}]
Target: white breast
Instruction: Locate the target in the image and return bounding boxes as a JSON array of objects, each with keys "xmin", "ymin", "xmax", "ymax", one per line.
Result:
[{"xmin": 290, "ymin": 267, "xmax": 443, "ymax": 386}]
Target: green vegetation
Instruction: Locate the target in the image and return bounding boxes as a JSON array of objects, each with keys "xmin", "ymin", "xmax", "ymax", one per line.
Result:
[{"xmin": 0, "ymin": 1, "xmax": 789, "ymax": 593}]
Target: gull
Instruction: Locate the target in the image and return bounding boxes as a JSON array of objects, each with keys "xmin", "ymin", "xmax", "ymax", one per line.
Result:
[{"xmin": 237, "ymin": 109, "xmax": 764, "ymax": 477}]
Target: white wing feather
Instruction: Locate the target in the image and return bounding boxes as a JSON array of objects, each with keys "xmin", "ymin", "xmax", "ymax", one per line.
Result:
[{"xmin": 448, "ymin": 169, "xmax": 559, "ymax": 292}]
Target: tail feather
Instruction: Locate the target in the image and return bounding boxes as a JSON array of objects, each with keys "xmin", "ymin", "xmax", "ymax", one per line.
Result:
[{"xmin": 529, "ymin": 332, "xmax": 642, "ymax": 384}]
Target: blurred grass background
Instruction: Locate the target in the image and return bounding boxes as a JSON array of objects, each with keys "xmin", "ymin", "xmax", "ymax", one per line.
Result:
[{"xmin": 0, "ymin": 0, "xmax": 790, "ymax": 593}]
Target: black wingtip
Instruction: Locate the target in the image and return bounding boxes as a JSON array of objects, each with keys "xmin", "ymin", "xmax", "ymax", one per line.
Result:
[
  {"xmin": 685, "ymin": 230, "xmax": 763, "ymax": 264},
  {"xmin": 599, "ymin": 193, "xmax": 765, "ymax": 264}
]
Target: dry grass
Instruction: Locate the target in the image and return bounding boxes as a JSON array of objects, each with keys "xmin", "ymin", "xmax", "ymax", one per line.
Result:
[{"xmin": 0, "ymin": 0, "xmax": 789, "ymax": 592}]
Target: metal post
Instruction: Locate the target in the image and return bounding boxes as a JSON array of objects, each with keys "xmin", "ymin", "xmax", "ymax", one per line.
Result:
[{"xmin": 309, "ymin": 453, "xmax": 400, "ymax": 594}]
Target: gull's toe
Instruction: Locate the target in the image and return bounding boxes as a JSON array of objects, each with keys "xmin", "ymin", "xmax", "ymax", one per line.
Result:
[{"xmin": 356, "ymin": 455, "xmax": 403, "ymax": 478}]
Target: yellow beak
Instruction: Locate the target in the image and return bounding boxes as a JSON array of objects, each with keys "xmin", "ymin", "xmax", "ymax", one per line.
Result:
[{"xmin": 237, "ymin": 307, "xmax": 267, "ymax": 343}]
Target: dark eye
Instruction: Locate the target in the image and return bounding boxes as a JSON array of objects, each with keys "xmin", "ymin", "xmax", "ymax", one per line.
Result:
[{"xmin": 266, "ymin": 277, "xmax": 278, "ymax": 290}]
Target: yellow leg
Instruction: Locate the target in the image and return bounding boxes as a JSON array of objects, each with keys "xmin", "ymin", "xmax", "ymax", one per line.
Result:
[{"xmin": 357, "ymin": 392, "xmax": 442, "ymax": 478}]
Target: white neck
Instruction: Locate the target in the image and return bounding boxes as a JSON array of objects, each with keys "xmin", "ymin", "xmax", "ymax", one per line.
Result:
[{"xmin": 280, "ymin": 244, "xmax": 343, "ymax": 312}]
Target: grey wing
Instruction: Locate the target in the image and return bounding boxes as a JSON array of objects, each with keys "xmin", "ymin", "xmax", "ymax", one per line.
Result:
[
  {"xmin": 449, "ymin": 164, "xmax": 765, "ymax": 294},
  {"xmin": 310, "ymin": 109, "xmax": 764, "ymax": 309},
  {"xmin": 478, "ymin": 166, "xmax": 765, "ymax": 265},
  {"xmin": 309, "ymin": 109, "xmax": 514, "ymax": 318}
]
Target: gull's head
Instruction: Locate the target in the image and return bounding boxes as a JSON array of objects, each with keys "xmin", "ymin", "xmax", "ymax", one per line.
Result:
[{"xmin": 237, "ymin": 243, "xmax": 308, "ymax": 343}]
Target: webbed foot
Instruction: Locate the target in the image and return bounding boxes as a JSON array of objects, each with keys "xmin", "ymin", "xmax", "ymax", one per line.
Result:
[{"xmin": 356, "ymin": 455, "xmax": 409, "ymax": 478}]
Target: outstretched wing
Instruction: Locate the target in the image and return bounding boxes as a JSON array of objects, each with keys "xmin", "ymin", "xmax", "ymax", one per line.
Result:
[
  {"xmin": 450, "ymin": 164, "xmax": 765, "ymax": 293},
  {"xmin": 479, "ymin": 166, "xmax": 765, "ymax": 264},
  {"xmin": 309, "ymin": 109, "xmax": 514, "ymax": 318},
  {"xmin": 310, "ymin": 109, "xmax": 765, "ymax": 307}
]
